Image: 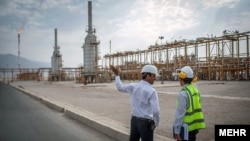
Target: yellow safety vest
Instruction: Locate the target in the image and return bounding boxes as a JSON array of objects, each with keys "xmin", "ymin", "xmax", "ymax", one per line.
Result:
[{"xmin": 181, "ymin": 84, "xmax": 206, "ymax": 131}]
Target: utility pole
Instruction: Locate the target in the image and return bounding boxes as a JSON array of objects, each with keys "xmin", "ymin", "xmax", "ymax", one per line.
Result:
[
  {"xmin": 159, "ymin": 36, "xmax": 164, "ymax": 84},
  {"xmin": 109, "ymin": 40, "xmax": 111, "ymax": 65}
]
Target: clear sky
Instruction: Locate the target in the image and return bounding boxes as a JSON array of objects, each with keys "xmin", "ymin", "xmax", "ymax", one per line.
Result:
[{"xmin": 0, "ymin": 0, "xmax": 249, "ymax": 68}]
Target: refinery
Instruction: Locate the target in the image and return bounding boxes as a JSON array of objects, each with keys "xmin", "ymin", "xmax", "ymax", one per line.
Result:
[{"xmin": 0, "ymin": 1, "xmax": 250, "ymax": 83}]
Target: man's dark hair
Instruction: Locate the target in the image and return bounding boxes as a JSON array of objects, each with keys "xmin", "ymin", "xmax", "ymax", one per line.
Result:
[{"xmin": 142, "ymin": 72, "xmax": 152, "ymax": 79}]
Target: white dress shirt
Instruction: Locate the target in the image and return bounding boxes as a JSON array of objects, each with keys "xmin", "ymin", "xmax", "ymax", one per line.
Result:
[{"xmin": 115, "ymin": 76, "xmax": 160, "ymax": 126}]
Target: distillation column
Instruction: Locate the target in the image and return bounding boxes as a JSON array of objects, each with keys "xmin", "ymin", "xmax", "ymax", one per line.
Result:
[
  {"xmin": 50, "ymin": 28, "xmax": 63, "ymax": 81},
  {"xmin": 82, "ymin": 1, "xmax": 100, "ymax": 83}
]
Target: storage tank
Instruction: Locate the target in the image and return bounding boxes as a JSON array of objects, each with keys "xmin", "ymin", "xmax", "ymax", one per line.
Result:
[
  {"xmin": 51, "ymin": 28, "xmax": 62, "ymax": 81},
  {"xmin": 82, "ymin": 1, "xmax": 100, "ymax": 83}
]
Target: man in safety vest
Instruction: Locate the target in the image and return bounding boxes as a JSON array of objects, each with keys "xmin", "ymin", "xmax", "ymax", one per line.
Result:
[{"xmin": 173, "ymin": 66, "xmax": 206, "ymax": 141}]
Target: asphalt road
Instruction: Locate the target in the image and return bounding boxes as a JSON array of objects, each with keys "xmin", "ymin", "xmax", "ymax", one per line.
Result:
[{"xmin": 0, "ymin": 82, "xmax": 116, "ymax": 141}]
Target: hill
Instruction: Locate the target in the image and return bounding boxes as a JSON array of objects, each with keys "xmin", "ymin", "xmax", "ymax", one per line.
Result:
[{"xmin": 0, "ymin": 54, "xmax": 50, "ymax": 68}]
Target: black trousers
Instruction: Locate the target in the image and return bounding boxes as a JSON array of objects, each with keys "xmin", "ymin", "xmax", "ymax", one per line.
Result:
[
  {"xmin": 179, "ymin": 130, "xmax": 199, "ymax": 141},
  {"xmin": 129, "ymin": 116, "xmax": 154, "ymax": 141}
]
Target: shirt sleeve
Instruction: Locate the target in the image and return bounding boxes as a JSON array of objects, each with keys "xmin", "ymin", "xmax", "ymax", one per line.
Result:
[
  {"xmin": 150, "ymin": 91, "xmax": 160, "ymax": 126},
  {"xmin": 115, "ymin": 76, "xmax": 131, "ymax": 93},
  {"xmin": 173, "ymin": 90, "xmax": 188, "ymax": 134}
]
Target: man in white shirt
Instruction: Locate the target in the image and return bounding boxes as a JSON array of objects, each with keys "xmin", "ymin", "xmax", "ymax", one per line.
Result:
[{"xmin": 110, "ymin": 64, "xmax": 160, "ymax": 141}]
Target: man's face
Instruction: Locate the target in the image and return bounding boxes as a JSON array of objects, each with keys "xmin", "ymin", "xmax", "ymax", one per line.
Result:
[
  {"xmin": 148, "ymin": 74, "xmax": 156, "ymax": 84},
  {"xmin": 179, "ymin": 78, "xmax": 184, "ymax": 86}
]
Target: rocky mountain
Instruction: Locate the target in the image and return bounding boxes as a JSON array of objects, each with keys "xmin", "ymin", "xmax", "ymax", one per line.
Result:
[{"xmin": 0, "ymin": 54, "xmax": 50, "ymax": 68}]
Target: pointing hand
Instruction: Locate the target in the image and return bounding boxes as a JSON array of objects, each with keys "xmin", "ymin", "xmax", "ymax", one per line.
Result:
[{"xmin": 109, "ymin": 65, "xmax": 119, "ymax": 75}]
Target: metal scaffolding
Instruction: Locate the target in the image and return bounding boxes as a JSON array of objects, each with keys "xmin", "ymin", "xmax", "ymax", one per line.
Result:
[{"xmin": 103, "ymin": 31, "xmax": 250, "ymax": 81}]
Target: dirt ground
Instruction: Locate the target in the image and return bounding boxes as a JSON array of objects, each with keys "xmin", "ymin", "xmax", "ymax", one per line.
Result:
[{"xmin": 10, "ymin": 80, "xmax": 250, "ymax": 141}]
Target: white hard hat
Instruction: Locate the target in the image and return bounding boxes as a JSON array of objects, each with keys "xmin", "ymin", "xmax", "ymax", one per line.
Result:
[
  {"xmin": 180, "ymin": 66, "xmax": 194, "ymax": 78},
  {"xmin": 141, "ymin": 65, "xmax": 159, "ymax": 76}
]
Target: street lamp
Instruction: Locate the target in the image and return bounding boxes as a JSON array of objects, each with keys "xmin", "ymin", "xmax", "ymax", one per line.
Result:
[
  {"xmin": 159, "ymin": 36, "xmax": 164, "ymax": 84},
  {"xmin": 159, "ymin": 36, "xmax": 164, "ymax": 44}
]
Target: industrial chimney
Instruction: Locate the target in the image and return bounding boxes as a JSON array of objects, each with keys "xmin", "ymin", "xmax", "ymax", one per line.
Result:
[
  {"xmin": 82, "ymin": 1, "xmax": 100, "ymax": 83},
  {"xmin": 51, "ymin": 28, "xmax": 63, "ymax": 81},
  {"xmin": 17, "ymin": 28, "xmax": 23, "ymax": 72},
  {"xmin": 18, "ymin": 32, "xmax": 20, "ymax": 70}
]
